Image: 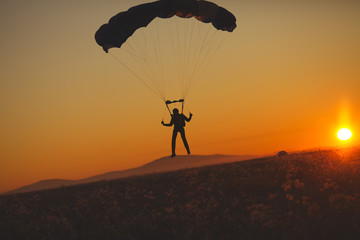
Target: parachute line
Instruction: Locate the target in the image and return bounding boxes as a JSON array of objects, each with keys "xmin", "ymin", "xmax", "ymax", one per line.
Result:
[
  {"xmin": 110, "ymin": 53, "xmax": 165, "ymax": 101},
  {"xmin": 184, "ymin": 25, "xmax": 212, "ymax": 96},
  {"xmin": 184, "ymin": 31, "xmax": 225, "ymax": 98}
]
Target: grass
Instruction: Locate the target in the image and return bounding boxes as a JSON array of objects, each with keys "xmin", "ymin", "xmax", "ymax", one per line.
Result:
[{"xmin": 1, "ymin": 148, "xmax": 360, "ymax": 240}]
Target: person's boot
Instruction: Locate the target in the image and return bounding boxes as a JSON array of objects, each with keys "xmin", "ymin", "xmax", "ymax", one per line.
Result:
[{"xmin": 171, "ymin": 153, "xmax": 176, "ymax": 158}]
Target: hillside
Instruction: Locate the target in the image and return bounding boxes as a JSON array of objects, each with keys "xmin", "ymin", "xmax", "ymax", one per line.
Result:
[
  {"xmin": 1, "ymin": 148, "xmax": 360, "ymax": 240},
  {"xmin": 5, "ymin": 154, "xmax": 256, "ymax": 194}
]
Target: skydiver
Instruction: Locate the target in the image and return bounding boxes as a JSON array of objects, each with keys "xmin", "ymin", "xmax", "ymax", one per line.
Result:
[{"xmin": 161, "ymin": 108, "xmax": 193, "ymax": 158}]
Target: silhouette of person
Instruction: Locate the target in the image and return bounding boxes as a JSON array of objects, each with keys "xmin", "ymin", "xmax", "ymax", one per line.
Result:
[{"xmin": 161, "ymin": 108, "xmax": 193, "ymax": 157}]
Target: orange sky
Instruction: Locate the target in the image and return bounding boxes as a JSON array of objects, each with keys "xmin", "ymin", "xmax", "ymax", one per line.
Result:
[{"xmin": 1, "ymin": 0, "xmax": 360, "ymax": 193}]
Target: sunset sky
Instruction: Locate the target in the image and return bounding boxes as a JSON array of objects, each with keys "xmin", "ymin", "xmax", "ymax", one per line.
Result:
[{"xmin": 1, "ymin": 0, "xmax": 360, "ymax": 193}]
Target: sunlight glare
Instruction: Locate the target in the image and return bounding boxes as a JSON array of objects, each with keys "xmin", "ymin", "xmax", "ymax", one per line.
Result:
[{"xmin": 337, "ymin": 128, "xmax": 352, "ymax": 141}]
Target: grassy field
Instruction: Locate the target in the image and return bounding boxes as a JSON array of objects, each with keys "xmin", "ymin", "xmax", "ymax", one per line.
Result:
[{"xmin": 1, "ymin": 148, "xmax": 360, "ymax": 240}]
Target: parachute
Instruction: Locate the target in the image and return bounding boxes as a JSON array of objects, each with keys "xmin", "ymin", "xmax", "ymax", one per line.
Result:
[
  {"xmin": 95, "ymin": 0, "xmax": 236, "ymax": 114},
  {"xmin": 95, "ymin": 0, "xmax": 236, "ymax": 53}
]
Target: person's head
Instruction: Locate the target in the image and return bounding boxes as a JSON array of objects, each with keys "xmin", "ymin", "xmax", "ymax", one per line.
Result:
[{"xmin": 173, "ymin": 108, "xmax": 179, "ymax": 115}]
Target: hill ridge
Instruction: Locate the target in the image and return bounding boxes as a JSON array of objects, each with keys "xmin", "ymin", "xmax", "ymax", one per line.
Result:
[{"xmin": 4, "ymin": 154, "xmax": 257, "ymax": 195}]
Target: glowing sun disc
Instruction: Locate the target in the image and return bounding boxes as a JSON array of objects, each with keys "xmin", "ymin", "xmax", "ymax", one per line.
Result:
[{"xmin": 337, "ymin": 128, "xmax": 352, "ymax": 141}]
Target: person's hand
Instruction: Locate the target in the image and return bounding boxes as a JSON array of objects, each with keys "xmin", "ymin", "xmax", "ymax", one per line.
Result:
[
  {"xmin": 189, "ymin": 113, "xmax": 193, "ymax": 117},
  {"xmin": 161, "ymin": 120, "xmax": 164, "ymax": 125}
]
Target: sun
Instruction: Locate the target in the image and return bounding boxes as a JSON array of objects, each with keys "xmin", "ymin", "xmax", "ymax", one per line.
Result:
[{"xmin": 337, "ymin": 128, "xmax": 352, "ymax": 141}]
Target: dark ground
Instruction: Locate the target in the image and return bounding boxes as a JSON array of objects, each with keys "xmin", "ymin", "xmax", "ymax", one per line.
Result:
[{"xmin": 1, "ymin": 148, "xmax": 360, "ymax": 240}]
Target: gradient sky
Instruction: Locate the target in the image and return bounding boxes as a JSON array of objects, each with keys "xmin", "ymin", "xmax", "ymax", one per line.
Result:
[{"xmin": 1, "ymin": 0, "xmax": 360, "ymax": 193}]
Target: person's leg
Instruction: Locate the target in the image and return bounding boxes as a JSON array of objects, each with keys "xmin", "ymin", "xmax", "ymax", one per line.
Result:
[
  {"xmin": 180, "ymin": 128, "xmax": 190, "ymax": 154},
  {"xmin": 171, "ymin": 130, "xmax": 178, "ymax": 157}
]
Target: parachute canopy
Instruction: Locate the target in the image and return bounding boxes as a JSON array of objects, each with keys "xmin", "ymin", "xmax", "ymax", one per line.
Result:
[{"xmin": 95, "ymin": 0, "xmax": 237, "ymax": 53}]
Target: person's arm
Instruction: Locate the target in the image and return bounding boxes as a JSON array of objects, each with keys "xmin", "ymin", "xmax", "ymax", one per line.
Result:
[
  {"xmin": 184, "ymin": 113, "xmax": 193, "ymax": 122},
  {"xmin": 161, "ymin": 118, "xmax": 174, "ymax": 127}
]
